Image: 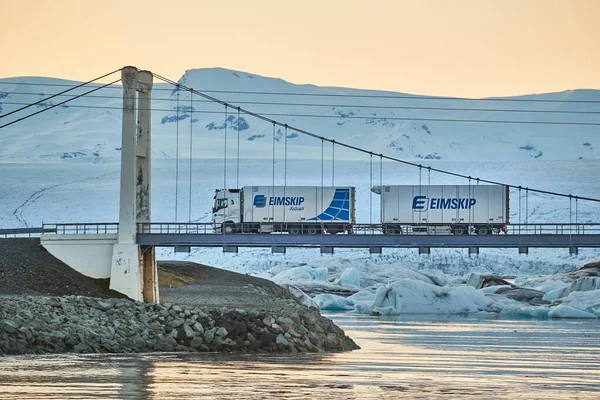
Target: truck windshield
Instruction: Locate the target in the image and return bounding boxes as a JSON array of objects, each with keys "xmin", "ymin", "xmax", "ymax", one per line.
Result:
[{"xmin": 214, "ymin": 199, "xmax": 228, "ymax": 211}]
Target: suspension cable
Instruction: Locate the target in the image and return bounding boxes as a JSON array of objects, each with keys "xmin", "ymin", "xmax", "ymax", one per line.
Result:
[
  {"xmin": 428, "ymin": 166, "xmax": 431, "ymax": 185},
  {"xmin": 150, "ymin": 73, "xmax": 600, "ymax": 204},
  {"xmin": 369, "ymin": 153, "xmax": 373, "ymax": 225},
  {"xmin": 188, "ymin": 88, "xmax": 193, "ymax": 222},
  {"xmin": 0, "ymin": 79, "xmax": 121, "ymax": 130},
  {"xmin": 175, "ymin": 85, "xmax": 180, "ymax": 222},
  {"xmin": 272, "ymin": 122, "xmax": 276, "ymax": 223},
  {"xmin": 237, "ymin": 107, "xmax": 241, "ymax": 188},
  {"xmin": 332, "ymin": 140, "xmax": 335, "ymax": 186},
  {"xmin": 224, "ymin": 105, "xmax": 228, "ymax": 190},
  {"xmin": 525, "ymin": 188, "xmax": 529, "ymax": 224},
  {"xmin": 0, "ymin": 68, "xmax": 122, "ymax": 120},
  {"xmin": 321, "ymin": 138, "xmax": 324, "ymax": 217},
  {"xmin": 284, "ymin": 124, "xmax": 288, "ymax": 187}
]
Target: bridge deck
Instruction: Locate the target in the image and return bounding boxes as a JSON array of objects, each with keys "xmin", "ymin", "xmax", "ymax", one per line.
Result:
[
  {"xmin": 30, "ymin": 222, "xmax": 600, "ymax": 249},
  {"xmin": 135, "ymin": 233, "xmax": 600, "ymax": 248}
]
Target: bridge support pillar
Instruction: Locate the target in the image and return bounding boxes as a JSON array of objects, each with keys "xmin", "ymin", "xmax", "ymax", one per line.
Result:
[
  {"xmin": 142, "ymin": 247, "xmax": 158, "ymax": 303},
  {"xmin": 174, "ymin": 246, "xmax": 191, "ymax": 253},
  {"xmin": 569, "ymin": 246, "xmax": 579, "ymax": 256},
  {"xmin": 468, "ymin": 247, "xmax": 479, "ymax": 255},
  {"xmin": 519, "ymin": 246, "xmax": 529, "ymax": 255},
  {"xmin": 320, "ymin": 246, "xmax": 334, "ymax": 254},
  {"xmin": 369, "ymin": 246, "xmax": 382, "ymax": 255},
  {"xmin": 418, "ymin": 247, "xmax": 431, "ymax": 255},
  {"xmin": 272, "ymin": 246, "xmax": 286, "ymax": 254}
]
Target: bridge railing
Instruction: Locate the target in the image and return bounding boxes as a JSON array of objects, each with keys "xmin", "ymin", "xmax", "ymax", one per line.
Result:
[
  {"xmin": 0, "ymin": 227, "xmax": 57, "ymax": 238},
  {"xmin": 33, "ymin": 222, "xmax": 600, "ymax": 236},
  {"xmin": 136, "ymin": 222, "xmax": 600, "ymax": 235},
  {"xmin": 41, "ymin": 223, "xmax": 119, "ymax": 235}
]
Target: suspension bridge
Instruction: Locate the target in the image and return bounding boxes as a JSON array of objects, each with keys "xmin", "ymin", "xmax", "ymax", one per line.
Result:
[{"xmin": 1, "ymin": 65, "xmax": 599, "ymax": 301}]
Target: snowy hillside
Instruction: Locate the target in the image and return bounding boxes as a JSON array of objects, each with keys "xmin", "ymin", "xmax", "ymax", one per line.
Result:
[{"xmin": 0, "ymin": 68, "xmax": 599, "ymax": 163}]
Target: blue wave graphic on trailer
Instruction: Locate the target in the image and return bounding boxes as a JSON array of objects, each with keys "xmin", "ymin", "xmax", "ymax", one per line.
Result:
[{"xmin": 308, "ymin": 189, "xmax": 350, "ymax": 221}]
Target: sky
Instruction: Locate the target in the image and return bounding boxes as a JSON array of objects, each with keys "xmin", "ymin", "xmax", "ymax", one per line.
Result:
[{"xmin": 1, "ymin": 0, "xmax": 599, "ymax": 98}]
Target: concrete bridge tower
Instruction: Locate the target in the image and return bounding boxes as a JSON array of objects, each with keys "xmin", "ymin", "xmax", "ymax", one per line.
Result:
[{"xmin": 109, "ymin": 66, "xmax": 158, "ymax": 302}]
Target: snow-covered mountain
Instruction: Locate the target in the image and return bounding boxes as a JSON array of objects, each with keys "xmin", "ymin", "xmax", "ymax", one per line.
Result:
[{"xmin": 0, "ymin": 68, "xmax": 598, "ymax": 163}]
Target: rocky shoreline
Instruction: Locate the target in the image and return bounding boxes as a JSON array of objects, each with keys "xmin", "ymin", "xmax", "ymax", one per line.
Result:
[{"xmin": 0, "ymin": 295, "xmax": 358, "ymax": 355}]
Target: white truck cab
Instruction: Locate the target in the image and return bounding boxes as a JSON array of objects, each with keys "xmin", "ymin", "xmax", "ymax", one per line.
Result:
[{"xmin": 212, "ymin": 189, "xmax": 241, "ymax": 232}]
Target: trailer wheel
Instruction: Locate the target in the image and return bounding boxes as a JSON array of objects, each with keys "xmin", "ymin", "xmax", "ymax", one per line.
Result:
[
  {"xmin": 384, "ymin": 225, "xmax": 401, "ymax": 235},
  {"xmin": 452, "ymin": 225, "xmax": 468, "ymax": 235},
  {"xmin": 288, "ymin": 226, "xmax": 301, "ymax": 235},
  {"xmin": 307, "ymin": 226, "xmax": 320, "ymax": 235},
  {"xmin": 476, "ymin": 225, "xmax": 492, "ymax": 235}
]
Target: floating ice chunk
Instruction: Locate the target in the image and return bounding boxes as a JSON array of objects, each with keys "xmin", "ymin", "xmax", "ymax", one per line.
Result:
[
  {"xmin": 368, "ymin": 279, "xmax": 497, "ymax": 315},
  {"xmin": 558, "ymin": 289, "xmax": 600, "ymax": 316},
  {"xmin": 543, "ymin": 288, "xmax": 567, "ymax": 302},
  {"xmin": 480, "ymin": 285, "xmax": 512, "ymax": 294},
  {"xmin": 334, "ymin": 268, "xmax": 361, "ymax": 287},
  {"xmin": 348, "ymin": 290, "xmax": 376, "ymax": 303},
  {"xmin": 549, "ymin": 304, "xmax": 597, "ymax": 319},
  {"xmin": 313, "ymin": 294, "xmax": 355, "ymax": 311},
  {"xmin": 272, "ymin": 266, "xmax": 328, "ymax": 283}
]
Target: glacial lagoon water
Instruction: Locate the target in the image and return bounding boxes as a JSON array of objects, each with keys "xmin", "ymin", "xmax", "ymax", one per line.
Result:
[{"xmin": 1, "ymin": 314, "xmax": 599, "ymax": 399}]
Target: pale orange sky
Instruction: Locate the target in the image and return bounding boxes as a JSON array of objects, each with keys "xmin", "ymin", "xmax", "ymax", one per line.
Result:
[{"xmin": 1, "ymin": 0, "xmax": 598, "ymax": 97}]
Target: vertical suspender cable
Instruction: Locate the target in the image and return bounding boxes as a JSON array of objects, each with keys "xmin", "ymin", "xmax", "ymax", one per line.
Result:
[
  {"xmin": 284, "ymin": 125, "xmax": 288, "ymax": 222},
  {"xmin": 272, "ymin": 123, "xmax": 276, "ymax": 188},
  {"xmin": 525, "ymin": 188, "xmax": 529, "ymax": 224},
  {"xmin": 188, "ymin": 89, "xmax": 193, "ymax": 222},
  {"xmin": 518, "ymin": 187, "xmax": 522, "ymax": 233},
  {"xmin": 332, "ymin": 140, "xmax": 335, "ymax": 186},
  {"xmin": 284, "ymin": 125, "xmax": 288, "ymax": 187},
  {"xmin": 380, "ymin": 155, "xmax": 383, "ymax": 231},
  {"xmin": 272, "ymin": 123, "xmax": 276, "ymax": 224},
  {"xmin": 569, "ymin": 195, "xmax": 573, "ymax": 233},
  {"xmin": 369, "ymin": 153, "xmax": 373, "ymax": 226},
  {"xmin": 321, "ymin": 138, "xmax": 324, "ymax": 221},
  {"xmin": 576, "ymin": 197, "xmax": 579, "ymax": 233},
  {"xmin": 224, "ymin": 106, "xmax": 228, "ymax": 191},
  {"xmin": 175, "ymin": 85, "xmax": 180, "ymax": 222},
  {"xmin": 237, "ymin": 107, "xmax": 241, "ymax": 188}
]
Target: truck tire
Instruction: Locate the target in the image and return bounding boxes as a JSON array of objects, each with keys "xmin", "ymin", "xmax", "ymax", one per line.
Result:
[
  {"xmin": 288, "ymin": 226, "xmax": 301, "ymax": 235},
  {"xmin": 452, "ymin": 225, "xmax": 468, "ymax": 235},
  {"xmin": 222, "ymin": 222, "xmax": 236, "ymax": 234},
  {"xmin": 384, "ymin": 225, "xmax": 401, "ymax": 235},
  {"xmin": 476, "ymin": 225, "xmax": 492, "ymax": 235},
  {"xmin": 307, "ymin": 226, "xmax": 320, "ymax": 235}
]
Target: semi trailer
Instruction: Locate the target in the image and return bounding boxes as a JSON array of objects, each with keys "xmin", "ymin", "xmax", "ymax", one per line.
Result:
[
  {"xmin": 372, "ymin": 184, "xmax": 509, "ymax": 235},
  {"xmin": 212, "ymin": 186, "xmax": 356, "ymax": 234}
]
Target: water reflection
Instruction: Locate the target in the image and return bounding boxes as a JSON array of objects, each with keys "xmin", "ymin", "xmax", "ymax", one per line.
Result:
[{"xmin": 1, "ymin": 315, "xmax": 599, "ymax": 399}]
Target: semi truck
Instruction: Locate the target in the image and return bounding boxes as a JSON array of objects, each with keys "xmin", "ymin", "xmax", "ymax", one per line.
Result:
[
  {"xmin": 372, "ymin": 184, "xmax": 509, "ymax": 235},
  {"xmin": 212, "ymin": 186, "xmax": 356, "ymax": 234}
]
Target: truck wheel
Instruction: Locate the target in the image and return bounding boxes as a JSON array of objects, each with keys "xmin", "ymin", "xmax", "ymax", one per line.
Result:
[
  {"xmin": 476, "ymin": 226, "xmax": 492, "ymax": 235},
  {"xmin": 307, "ymin": 226, "xmax": 320, "ymax": 235},
  {"xmin": 222, "ymin": 223, "xmax": 236, "ymax": 234},
  {"xmin": 289, "ymin": 226, "xmax": 301, "ymax": 235},
  {"xmin": 452, "ymin": 225, "xmax": 468, "ymax": 235},
  {"xmin": 384, "ymin": 225, "xmax": 401, "ymax": 235}
]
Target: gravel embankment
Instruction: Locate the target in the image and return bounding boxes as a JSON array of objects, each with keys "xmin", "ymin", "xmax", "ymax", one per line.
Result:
[
  {"xmin": 0, "ymin": 241, "xmax": 359, "ymax": 355},
  {"xmin": 0, "ymin": 238, "xmax": 114, "ymax": 297},
  {"xmin": 0, "ymin": 295, "xmax": 358, "ymax": 355},
  {"xmin": 159, "ymin": 261, "xmax": 303, "ymax": 311}
]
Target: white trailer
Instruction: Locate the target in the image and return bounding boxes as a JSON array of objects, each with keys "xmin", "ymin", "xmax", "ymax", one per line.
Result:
[
  {"xmin": 213, "ymin": 186, "xmax": 356, "ymax": 234},
  {"xmin": 373, "ymin": 185, "xmax": 509, "ymax": 235}
]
